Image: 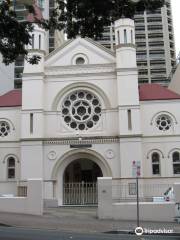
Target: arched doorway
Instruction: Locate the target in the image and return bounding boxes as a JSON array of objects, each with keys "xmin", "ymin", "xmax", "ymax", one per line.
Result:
[
  {"xmin": 52, "ymin": 149, "xmax": 112, "ymax": 206},
  {"xmin": 63, "ymin": 158, "xmax": 103, "ymax": 205}
]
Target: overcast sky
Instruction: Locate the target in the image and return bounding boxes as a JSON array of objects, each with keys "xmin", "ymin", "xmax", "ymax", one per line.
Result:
[{"xmin": 171, "ymin": 0, "xmax": 180, "ymax": 57}]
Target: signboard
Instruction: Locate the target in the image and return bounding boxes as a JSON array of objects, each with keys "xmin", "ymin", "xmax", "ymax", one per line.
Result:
[
  {"xmin": 132, "ymin": 161, "xmax": 141, "ymax": 177},
  {"xmin": 70, "ymin": 144, "xmax": 92, "ymax": 149}
]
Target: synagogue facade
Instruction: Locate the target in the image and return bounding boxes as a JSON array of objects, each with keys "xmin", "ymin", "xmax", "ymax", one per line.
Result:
[{"xmin": 0, "ymin": 19, "xmax": 180, "ymax": 205}]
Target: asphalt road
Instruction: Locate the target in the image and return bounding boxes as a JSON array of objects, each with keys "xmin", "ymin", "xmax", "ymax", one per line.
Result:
[{"xmin": 0, "ymin": 227, "xmax": 179, "ymax": 240}]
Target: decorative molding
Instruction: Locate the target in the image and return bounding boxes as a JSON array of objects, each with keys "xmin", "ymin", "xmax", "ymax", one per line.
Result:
[
  {"xmin": 52, "ymin": 82, "xmax": 111, "ymax": 110},
  {"xmin": 47, "ymin": 151, "xmax": 57, "ymax": 160},
  {"xmin": 147, "ymin": 149, "xmax": 164, "ymax": 159},
  {"xmin": 142, "ymin": 134, "xmax": 180, "ymax": 139},
  {"xmin": 168, "ymin": 148, "xmax": 180, "ymax": 158},
  {"xmin": 44, "ymin": 137, "xmax": 120, "ymax": 145},
  {"xmin": 21, "ymin": 135, "xmax": 143, "ymax": 142},
  {"xmin": 45, "ymin": 64, "xmax": 115, "ymax": 76},
  {"xmin": 3, "ymin": 154, "xmax": 20, "ymax": 164},
  {"xmin": 71, "ymin": 53, "xmax": 89, "ymax": 65},
  {"xmin": 105, "ymin": 149, "xmax": 115, "ymax": 159}
]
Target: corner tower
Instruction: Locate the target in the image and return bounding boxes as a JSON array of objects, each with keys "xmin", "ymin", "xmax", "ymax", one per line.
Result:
[
  {"xmin": 22, "ymin": 3, "xmax": 46, "ymax": 139},
  {"xmin": 21, "ymin": 3, "xmax": 45, "ymax": 179},
  {"xmin": 115, "ymin": 18, "xmax": 142, "ymax": 178},
  {"xmin": 115, "ymin": 18, "xmax": 141, "ymax": 135}
]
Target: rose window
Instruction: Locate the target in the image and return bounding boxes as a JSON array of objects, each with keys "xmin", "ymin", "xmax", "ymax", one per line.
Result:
[
  {"xmin": 156, "ymin": 114, "xmax": 172, "ymax": 131},
  {"xmin": 62, "ymin": 90, "xmax": 101, "ymax": 130},
  {"xmin": 0, "ymin": 121, "xmax": 10, "ymax": 137}
]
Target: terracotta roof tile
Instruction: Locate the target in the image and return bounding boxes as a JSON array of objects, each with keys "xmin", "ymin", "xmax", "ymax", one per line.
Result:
[
  {"xmin": 0, "ymin": 90, "xmax": 22, "ymax": 107},
  {"xmin": 0, "ymin": 84, "xmax": 180, "ymax": 108},
  {"xmin": 139, "ymin": 84, "xmax": 180, "ymax": 101}
]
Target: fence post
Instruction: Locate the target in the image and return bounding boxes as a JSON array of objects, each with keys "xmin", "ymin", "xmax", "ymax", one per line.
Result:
[
  {"xmin": 98, "ymin": 177, "xmax": 112, "ymax": 219},
  {"xmin": 27, "ymin": 179, "xmax": 43, "ymax": 215}
]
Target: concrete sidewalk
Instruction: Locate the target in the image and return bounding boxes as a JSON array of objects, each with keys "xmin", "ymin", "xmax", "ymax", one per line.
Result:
[{"xmin": 0, "ymin": 207, "xmax": 180, "ymax": 235}]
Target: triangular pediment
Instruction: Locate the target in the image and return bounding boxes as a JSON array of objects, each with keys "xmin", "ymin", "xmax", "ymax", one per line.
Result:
[{"xmin": 45, "ymin": 37, "xmax": 115, "ymax": 67}]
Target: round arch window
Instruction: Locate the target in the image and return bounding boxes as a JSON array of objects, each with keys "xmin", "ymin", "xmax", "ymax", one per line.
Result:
[
  {"xmin": 61, "ymin": 90, "xmax": 102, "ymax": 131},
  {"xmin": 156, "ymin": 114, "xmax": 172, "ymax": 131},
  {"xmin": 76, "ymin": 57, "xmax": 85, "ymax": 65}
]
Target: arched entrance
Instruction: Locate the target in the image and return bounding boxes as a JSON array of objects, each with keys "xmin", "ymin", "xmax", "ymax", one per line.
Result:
[
  {"xmin": 63, "ymin": 158, "xmax": 103, "ymax": 205},
  {"xmin": 52, "ymin": 149, "xmax": 112, "ymax": 205},
  {"xmin": 64, "ymin": 158, "xmax": 103, "ymax": 183}
]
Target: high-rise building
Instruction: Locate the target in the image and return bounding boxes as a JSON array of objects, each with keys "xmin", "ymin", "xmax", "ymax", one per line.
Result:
[
  {"xmin": 0, "ymin": 0, "xmax": 176, "ymax": 91},
  {"xmin": 98, "ymin": 0, "xmax": 176, "ymax": 86},
  {"xmin": 13, "ymin": 0, "xmax": 64, "ymax": 88}
]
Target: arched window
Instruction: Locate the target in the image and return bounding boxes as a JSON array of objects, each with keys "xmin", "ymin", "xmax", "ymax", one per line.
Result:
[
  {"xmin": 172, "ymin": 152, "xmax": 180, "ymax": 174},
  {"xmin": 76, "ymin": 57, "xmax": 85, "ymax": 65},
  {"xmin": 32, "ymin": 34, "xmax": 34, "ymax": 49},
  {"xmin": 7, "ymin": 157, "xmax": 16, "ymax": 179},
  {"xmin": 131, "ymin": 30, "xmax": 133, "ymax": 43},
  {"xmin": 152, "ymin": 152, "xmax": 160, "ymax": 175},
  {"xmin": 39, "ymin": 34, "xmax": 41, "ymax": 49},
  {"xmin": 124, "ymin": 29, "xmax": 127, "ymax": 44},
  {"xmin": 117, "ymin": 30, "xmax": 120, "ymax": 44}
]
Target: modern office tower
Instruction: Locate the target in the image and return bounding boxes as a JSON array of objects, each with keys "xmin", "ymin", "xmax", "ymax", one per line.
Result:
[
  {"xmin": 98, "ymin": 0, "xmax": 176, "ymax": 86},
  {"xmin": 0, "ymin": 56, "xmax": 14, "ymax": 95},
  {"xmin": 13, "ymin": 0, "xmax": 64, "ymax": 88}
]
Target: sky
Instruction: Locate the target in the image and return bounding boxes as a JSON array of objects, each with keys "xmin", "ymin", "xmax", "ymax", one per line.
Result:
[{"xmin": 171, "ymin": 0, "xmax": 180, "ymax": 57}]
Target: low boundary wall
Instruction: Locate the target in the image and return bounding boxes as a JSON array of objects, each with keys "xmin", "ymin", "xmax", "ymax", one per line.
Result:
[
  {"xmin": 98, "ymin": 177, "xmax": 180, "ymax": 222},
  {"xmin": 0, "ymin": 179, "xmax": 43, "ymax": 215}
]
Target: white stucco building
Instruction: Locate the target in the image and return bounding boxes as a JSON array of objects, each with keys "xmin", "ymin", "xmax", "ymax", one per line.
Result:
[{"xmin": 0, "ymin": 18, "xmax": 180, "ymax": 206}]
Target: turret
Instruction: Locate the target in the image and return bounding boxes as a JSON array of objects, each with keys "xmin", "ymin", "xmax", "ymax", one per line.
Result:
[
  {"xmin": 115, "ymin": 18, "xmax": 142, "ymax": 179},
  {"xmin": 23, "ymin": 2, "xmax": 46, "ymax": 74},
  {"xmin": 115, "ymin": 18, "xmax": 136, "ymax": 69},
  {"xmin": 22, "ymin": 3, "xmax": 45, "ymax": 139},
  {"xmin": 115, "ymin": 18, "xmax": 141, "ymax": 135}
]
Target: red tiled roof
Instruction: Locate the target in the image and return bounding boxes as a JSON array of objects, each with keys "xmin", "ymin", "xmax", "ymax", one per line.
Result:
[
  {"xmin": 139, "ymin": 84, "xmax": 180, "ymax": 101},
  {"xmin": 0, "ymin": 90, "xmax": 22, "ymax": 107},
  {"xmin": 0, "ymin": 84, "xmax": 180, "ymax": 108}
]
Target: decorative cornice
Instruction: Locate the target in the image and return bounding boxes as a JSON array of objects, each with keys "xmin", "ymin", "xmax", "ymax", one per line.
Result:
[
  {"xmin": 142, "ymin": 134, "xmax": 180, "ymax": 139},
  {"xmin": 43, "ymin": 136, "xmax": 120, "ymax": 145}
]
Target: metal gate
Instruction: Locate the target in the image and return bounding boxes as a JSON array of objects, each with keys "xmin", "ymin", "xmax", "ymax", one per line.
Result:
[{"xmin": 63, "ymin": 182, "xmax": 98, "ymax": 205}]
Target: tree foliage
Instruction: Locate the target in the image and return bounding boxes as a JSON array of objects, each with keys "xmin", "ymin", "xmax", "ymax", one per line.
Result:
[
  {"xmin": 0, "ymin": 0, "xmax": 165, "ymax": 65},
  {"xmin": 56, "ymin": 0, "xmax": 165, "ymax": 39}
]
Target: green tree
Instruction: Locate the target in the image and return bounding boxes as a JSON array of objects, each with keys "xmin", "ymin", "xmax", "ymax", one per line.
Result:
[
  {"xmin": 60, "ymin": 0, "xmax": 165, "ymax": 39},
  {"xmin": 0, "ymin": 0, "xmax": 165, "ymax": 65}
]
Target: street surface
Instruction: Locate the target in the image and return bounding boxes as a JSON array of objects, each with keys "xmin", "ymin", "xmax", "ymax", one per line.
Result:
[{"xmin": 0, "ymin": 227, "xmax": 179, "ymax": 240}]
